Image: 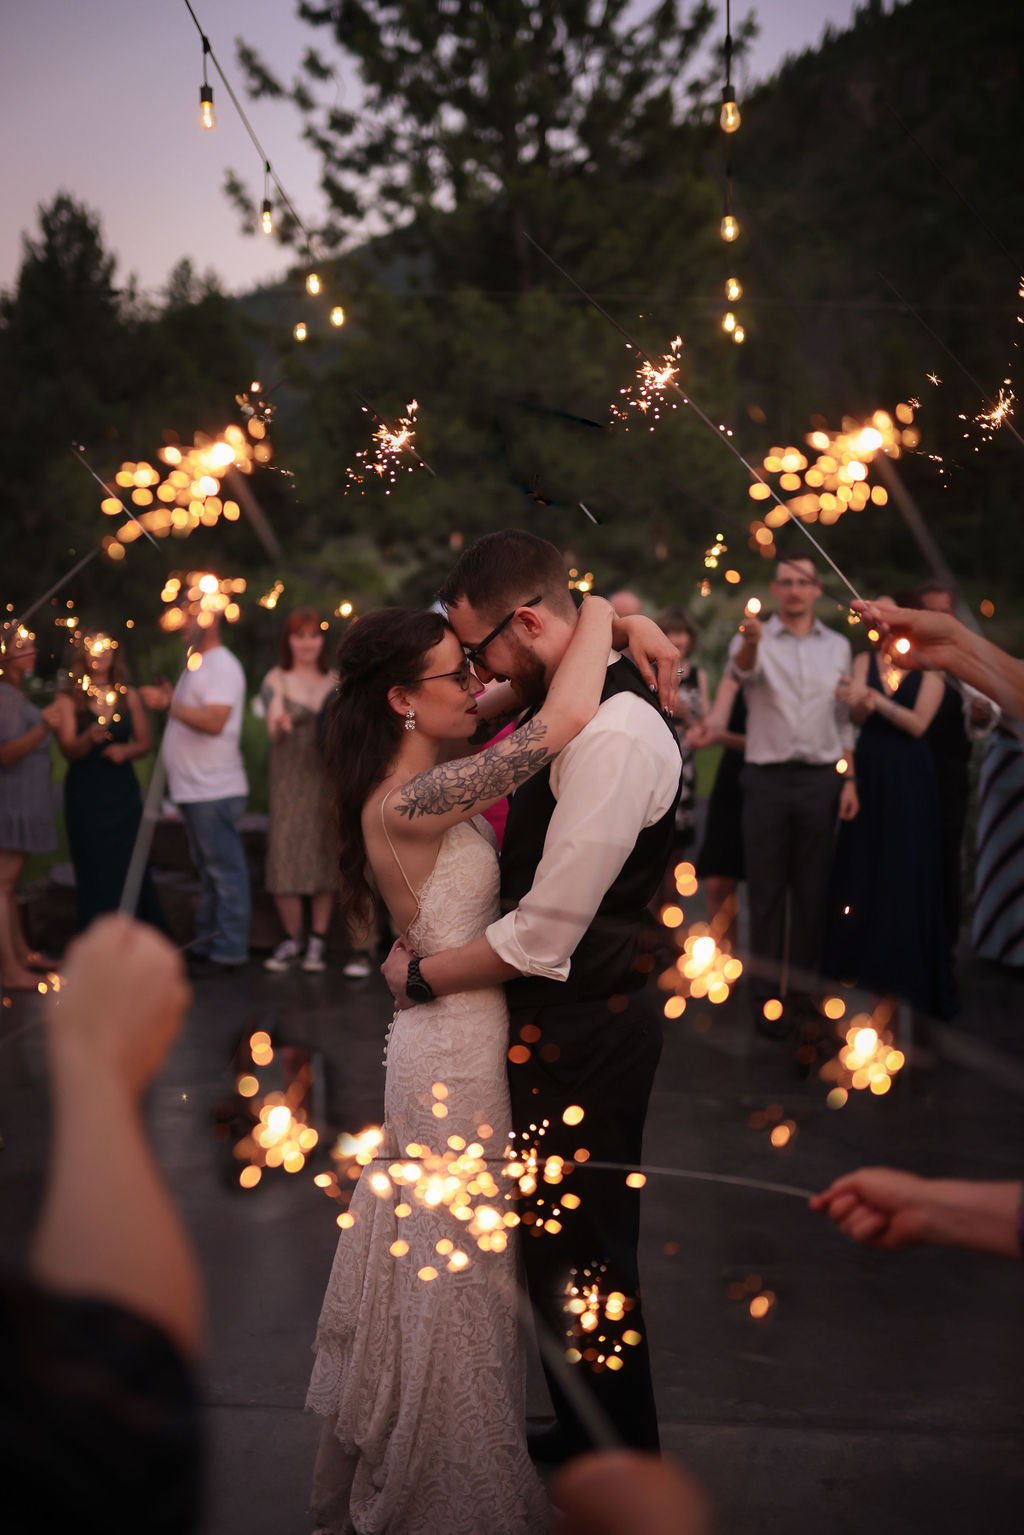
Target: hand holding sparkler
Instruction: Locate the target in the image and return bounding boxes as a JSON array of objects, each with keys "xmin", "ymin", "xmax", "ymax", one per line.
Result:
[
  {"xmin": 49, "ymin": 914, "xmax": 191, "ymax": 1093},
  {"xmin": 141, "ymin": 680, "xmax": 174, "ymax": 712},
  {"xmin": 811, "ymin": 1168, "xmax": 1023, "ymax": 1260},
  {"xmin": 853, "ymin": 601, "xmax": 1024, "ymax": 720},
  {"xmin": 31, "ymin": 914, "xmax": 202, "ymax": 1359}
]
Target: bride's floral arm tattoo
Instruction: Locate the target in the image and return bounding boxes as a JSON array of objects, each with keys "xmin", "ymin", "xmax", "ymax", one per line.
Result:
[{"xmin": 395, "ymin": 718, "xmax": 551, "ymax": 820}]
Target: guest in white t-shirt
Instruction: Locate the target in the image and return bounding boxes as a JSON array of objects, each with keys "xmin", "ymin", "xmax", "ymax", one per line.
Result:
[{"xmin": 142, "ymin": 613, "xmax": 250, "ymax": 970}]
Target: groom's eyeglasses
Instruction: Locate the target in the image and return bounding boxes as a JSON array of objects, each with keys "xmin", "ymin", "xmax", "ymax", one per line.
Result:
[{"xmin": 461, "ymin": 595, "xmax": 542, "ymax": 668}]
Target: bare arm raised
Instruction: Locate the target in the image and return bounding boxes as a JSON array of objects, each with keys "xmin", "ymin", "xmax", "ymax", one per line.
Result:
[{"xmin": 386, "ymin": 595, "xmax": 614, "ymax": 837}]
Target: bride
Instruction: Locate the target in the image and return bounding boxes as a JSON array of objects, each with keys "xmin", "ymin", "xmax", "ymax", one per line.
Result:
[{"xmin": 307, "ymin": 593, "xmax": 659, "ymax": 1533}]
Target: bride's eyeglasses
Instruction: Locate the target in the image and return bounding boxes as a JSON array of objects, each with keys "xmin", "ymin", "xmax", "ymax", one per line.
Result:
[{"xmin": 416, "ymin": 661, "xmax": 475, "ymax": 692}]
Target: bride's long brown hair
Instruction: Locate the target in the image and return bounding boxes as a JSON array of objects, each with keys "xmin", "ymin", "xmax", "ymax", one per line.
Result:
[{"xmin": 326, "ymin": 607, "xmax": 449, "ymax": 927}]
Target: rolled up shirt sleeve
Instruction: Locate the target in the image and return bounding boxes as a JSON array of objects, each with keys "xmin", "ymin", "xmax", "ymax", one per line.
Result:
[
  {"xmin": 727, "ymin": 631, "xmax": 761, "ymax": 684},
  {"xmin": 485, "ymin": 708, "xmax": 676, "ymax": 979}
]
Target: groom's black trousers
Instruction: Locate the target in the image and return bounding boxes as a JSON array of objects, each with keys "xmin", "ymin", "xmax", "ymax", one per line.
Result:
[{"xmin": 507, "ymin": 985, "xmax": 663, "ymax": 1455}]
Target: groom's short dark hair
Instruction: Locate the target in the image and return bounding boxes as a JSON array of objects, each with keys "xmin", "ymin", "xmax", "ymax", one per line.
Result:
[{"xmin": 438, "ymin": 530, "xmax": 575, "ymax": 620}]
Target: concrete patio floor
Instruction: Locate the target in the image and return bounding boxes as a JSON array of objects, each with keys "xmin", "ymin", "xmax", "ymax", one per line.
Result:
[{"xmin": 2, "ymin": 933, "xmax": 1022, "ymax": 1534}]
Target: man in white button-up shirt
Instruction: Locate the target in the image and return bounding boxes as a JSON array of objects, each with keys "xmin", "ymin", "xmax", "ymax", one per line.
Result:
[{"xmin": 728, "ymin": 556, "xmax": 858, "ymax": 1032}]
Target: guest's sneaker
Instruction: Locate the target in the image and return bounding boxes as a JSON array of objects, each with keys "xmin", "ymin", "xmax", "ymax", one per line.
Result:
[
  {"xmin": 264, "ymin": 937, "xmax": 302, "ymax": 972},
  {"xmin": 302, "ymin": 935, "xmax": 327, "ymax": 973},
  {"xmin": 342, "ymin": 952, "xmax": 373, "ymax": 979}
]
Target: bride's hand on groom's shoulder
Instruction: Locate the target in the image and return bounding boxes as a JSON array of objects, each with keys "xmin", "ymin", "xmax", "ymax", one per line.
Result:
[
  {"xmin": 382, "ymin": 936, "xmax": 414, "ymax": 1008},
  {"xmin": 612, "ymin": 615, "xmax": 681, "ymax": 714}
]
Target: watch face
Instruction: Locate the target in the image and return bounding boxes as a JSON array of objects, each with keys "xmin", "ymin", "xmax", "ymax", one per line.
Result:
[{"xmin": 408, "ymin": 980, "xmax": 431, "ymax": 1003}]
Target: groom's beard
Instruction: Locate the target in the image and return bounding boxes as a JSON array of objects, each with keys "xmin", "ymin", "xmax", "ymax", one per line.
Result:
[{"xmin": 505, "ymin": 637, "xmax": 548, "ymax": 709}]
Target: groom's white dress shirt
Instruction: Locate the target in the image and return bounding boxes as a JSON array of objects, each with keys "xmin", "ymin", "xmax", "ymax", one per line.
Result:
[{"xmin": 484, "ymin": 657, "xmax": 681, "ymax": 983}]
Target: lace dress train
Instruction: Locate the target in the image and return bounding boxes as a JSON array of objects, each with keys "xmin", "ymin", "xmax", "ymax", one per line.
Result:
[{"xmin": 307, "ymin": 821, "xmax": 548, "ymax": 1535}]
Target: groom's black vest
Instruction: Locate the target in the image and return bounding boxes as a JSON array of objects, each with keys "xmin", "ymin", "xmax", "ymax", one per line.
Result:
[{"xmin": 500, "ymin": 659, "xmax": 682, "ymax": 1011}]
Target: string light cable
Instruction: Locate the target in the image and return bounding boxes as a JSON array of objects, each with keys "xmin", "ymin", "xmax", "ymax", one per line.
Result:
[{"xmin": 181, "ymin": 0, "xmax": 324, "ymax": 271}]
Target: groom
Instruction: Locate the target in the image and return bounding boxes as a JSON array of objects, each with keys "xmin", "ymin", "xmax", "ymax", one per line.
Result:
[{"xmin": 383, "ymin": 530, "xmax": 681, "ymax": 1458}]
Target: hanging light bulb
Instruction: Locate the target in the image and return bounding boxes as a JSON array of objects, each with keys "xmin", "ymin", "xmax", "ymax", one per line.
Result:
[
  {"xmin": 721, "ymin": 214, "xmax": 740, "ymax": 242},
  {"xmin": 329, "ymin": 305, "xmax": 346, "ymax": 327},
  {"xmin": 260, "ymin": 162, "xmax": 273, "ymax": 235},
  {"xmin": 199, "ymin": 84, "xmax": 216, "ymax": 131},
  {"xmin": 198, "ymin": 37, "xmax": 215, "ymax": 130},
  {"xmin": 720, "ymin": 91, "xmax": 741, "ymax": 134},
  {"xmin": 733, "ymin": 325, "xmax": 746, "ymax": 344},
  {"xmin": 294, "ymin": 321, "xmax": 308, "ymax": 343},
  {"xmin": 722, "ymin": 311, "xmax": 737, "ymax": 334},
  {"xmin": 725, "ymin": 276, "xmax": 742, "ymax": 302},
  {"xmin": 306, "ymin": 271, "xmax": 321, "ymax": 296}
]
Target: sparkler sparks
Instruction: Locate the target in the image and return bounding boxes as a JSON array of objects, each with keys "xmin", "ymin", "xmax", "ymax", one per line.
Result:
[
  {"xmin": 975, "ymin": 383, "xmax": 1016, "ymax": 441},
  {"xmin": 746, "ymin": 408, "xmax": 907, "ymax": 555},
  {"xmin": 345, "ymin": 397, "xmax": 434, "ymax": 492},
  {"xmin": 563, "ymin": 1264, "xmax": 642, "ymax": 1372},
  {"xmin": 610, "ymin": 338, "xmax": 683, "ymax": 429},
  {"xmin": 159, "ymin": 571, "xmax": 246, "ymax": 631},
  {"xmin": 819, "ymin": 1006, "xmax": 906, "ymax": 1102},
  {"xmin": 92, "ymin": 426, "xmax": 263, "ymax": 558}
]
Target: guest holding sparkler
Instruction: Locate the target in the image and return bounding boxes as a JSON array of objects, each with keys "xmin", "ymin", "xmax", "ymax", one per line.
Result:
[
  {"xmin": 828, "ymin": 605, "xmax": 954, "ymax": 1018},
  {"xmin": 728, "ymin": 557, "xmax": 858, "ymax": 1032},
  {"xmin": 261, "ymin": 610, "xmax": 372, "ymax": 976},
  {"xmin": 141, "ymin": 604, "xmax": 250, "ymax": 974},
  {"xmin": 0, "ymin": 625, "xmax": 61, "ymax": 991},
  {"xmin": 51, "ymin": 632, "xmax": 163, "ymax": 931}
]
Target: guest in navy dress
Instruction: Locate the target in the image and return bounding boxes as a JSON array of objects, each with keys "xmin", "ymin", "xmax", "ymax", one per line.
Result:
[
  {"xmin": 51, "ymin": 633, "xmax": 163, "ymax": 930},
  {"xmin": 828, "ymin": 644, "xmax": 955, "ymax": 1018}
]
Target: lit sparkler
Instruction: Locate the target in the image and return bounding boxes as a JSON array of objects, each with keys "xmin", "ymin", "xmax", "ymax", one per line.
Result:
[
  {"xmin": 159, "ymin": 571, "xmax": 246, "ymax": 632},
  {"xmin": 233, "ymin": 1032, "xmax": 320, "ymax": 1188},
  {"xmin": 819, "ymin": 1005, "xmax": 906, "ymax": 1105},
  {"xmin": 345, "ymin": 394, "xmax": 435, "ymax": 493},
  {"xmin": 975, "ymin": 383, "xmax": 1015, "ymax": 440},
  {"xmin": 94, "ymin": 426, "xmax": 263, "ymax": 559},
  {"xmin": 610, "ymin": 338, "xmax": 684, "ymax": 430},
  {"xmin": 523, "ymin": 234, "xmax": 863, "ymax": 601},
  {"xmin": 563, "ymin": 1263, "xmax": 643, "ymax": 1373}
]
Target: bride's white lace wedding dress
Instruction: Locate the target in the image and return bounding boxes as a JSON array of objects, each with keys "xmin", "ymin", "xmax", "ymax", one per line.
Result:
[{"xmin": 307, "ymin": 818, "xmax": 549, "ymax": 1535}]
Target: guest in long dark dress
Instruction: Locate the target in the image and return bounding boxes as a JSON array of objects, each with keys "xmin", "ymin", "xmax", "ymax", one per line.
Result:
[
  {"xmin": 691, "ymin": 675, "xmax": 747, "ymax": 951},
  {"xmin": 51, "ymin": 633, "xmax": 163, "ymax": 930},
  {"xmin": 828, "ymin": 644, "xmax": 955, "ymax": 1018},
  {"xmin": 0, "ymin": 626, "xmax": 61, "ymax": 990},
  {"xmin": 908, "ymin": 583, "xmax": 997, "ymax": 957}
]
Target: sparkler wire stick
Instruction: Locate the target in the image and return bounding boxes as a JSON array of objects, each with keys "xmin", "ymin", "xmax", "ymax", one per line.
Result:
[
  {"xmin": 10, "ymin": 546, "xmax": 102, "ymax": 631},
  {"xmin": 119, "ymin": 736, "xmax": 169, "ymax": 916},
  {"xmin": 877, "ymin": 272, "xmax": 1024, "ymax": 452},
  {"xmin": 524, "ymin": 233, "xmax": 863, "ymax": 603},
  {"xmin": 353, "ymin": 391, "xmax": 437, "ymax": 478},
  {"xmin": 585, "ymin": 1162, "xmax": 814, "ymax": 1200},
  {"xmin": 70, "ymin": 444, "xmax": 162, "ymax": 550},
  {"xmin": 513, "ymin": 1288, "xmax": 621, "ymax": 1451},
  {"xmin": 882, "ymin": 102, "xmax": 1023, "ymax": 279}
]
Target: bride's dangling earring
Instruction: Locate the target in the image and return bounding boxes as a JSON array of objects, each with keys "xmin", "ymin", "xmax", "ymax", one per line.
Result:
[{"xmin": 404, "ymin": 708, "xmax": 417, "ymax": 732}]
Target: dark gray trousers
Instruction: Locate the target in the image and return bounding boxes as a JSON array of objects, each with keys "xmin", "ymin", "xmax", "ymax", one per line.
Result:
[{"xmin": 741, "ymin": 763, "xmax": 840, "ymax": 1002}]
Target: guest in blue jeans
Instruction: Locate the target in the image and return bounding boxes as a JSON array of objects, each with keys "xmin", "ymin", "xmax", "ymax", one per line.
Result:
[{"xmin": 141, "ymin": 607, "xmax": 250, "ymax": 972}]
